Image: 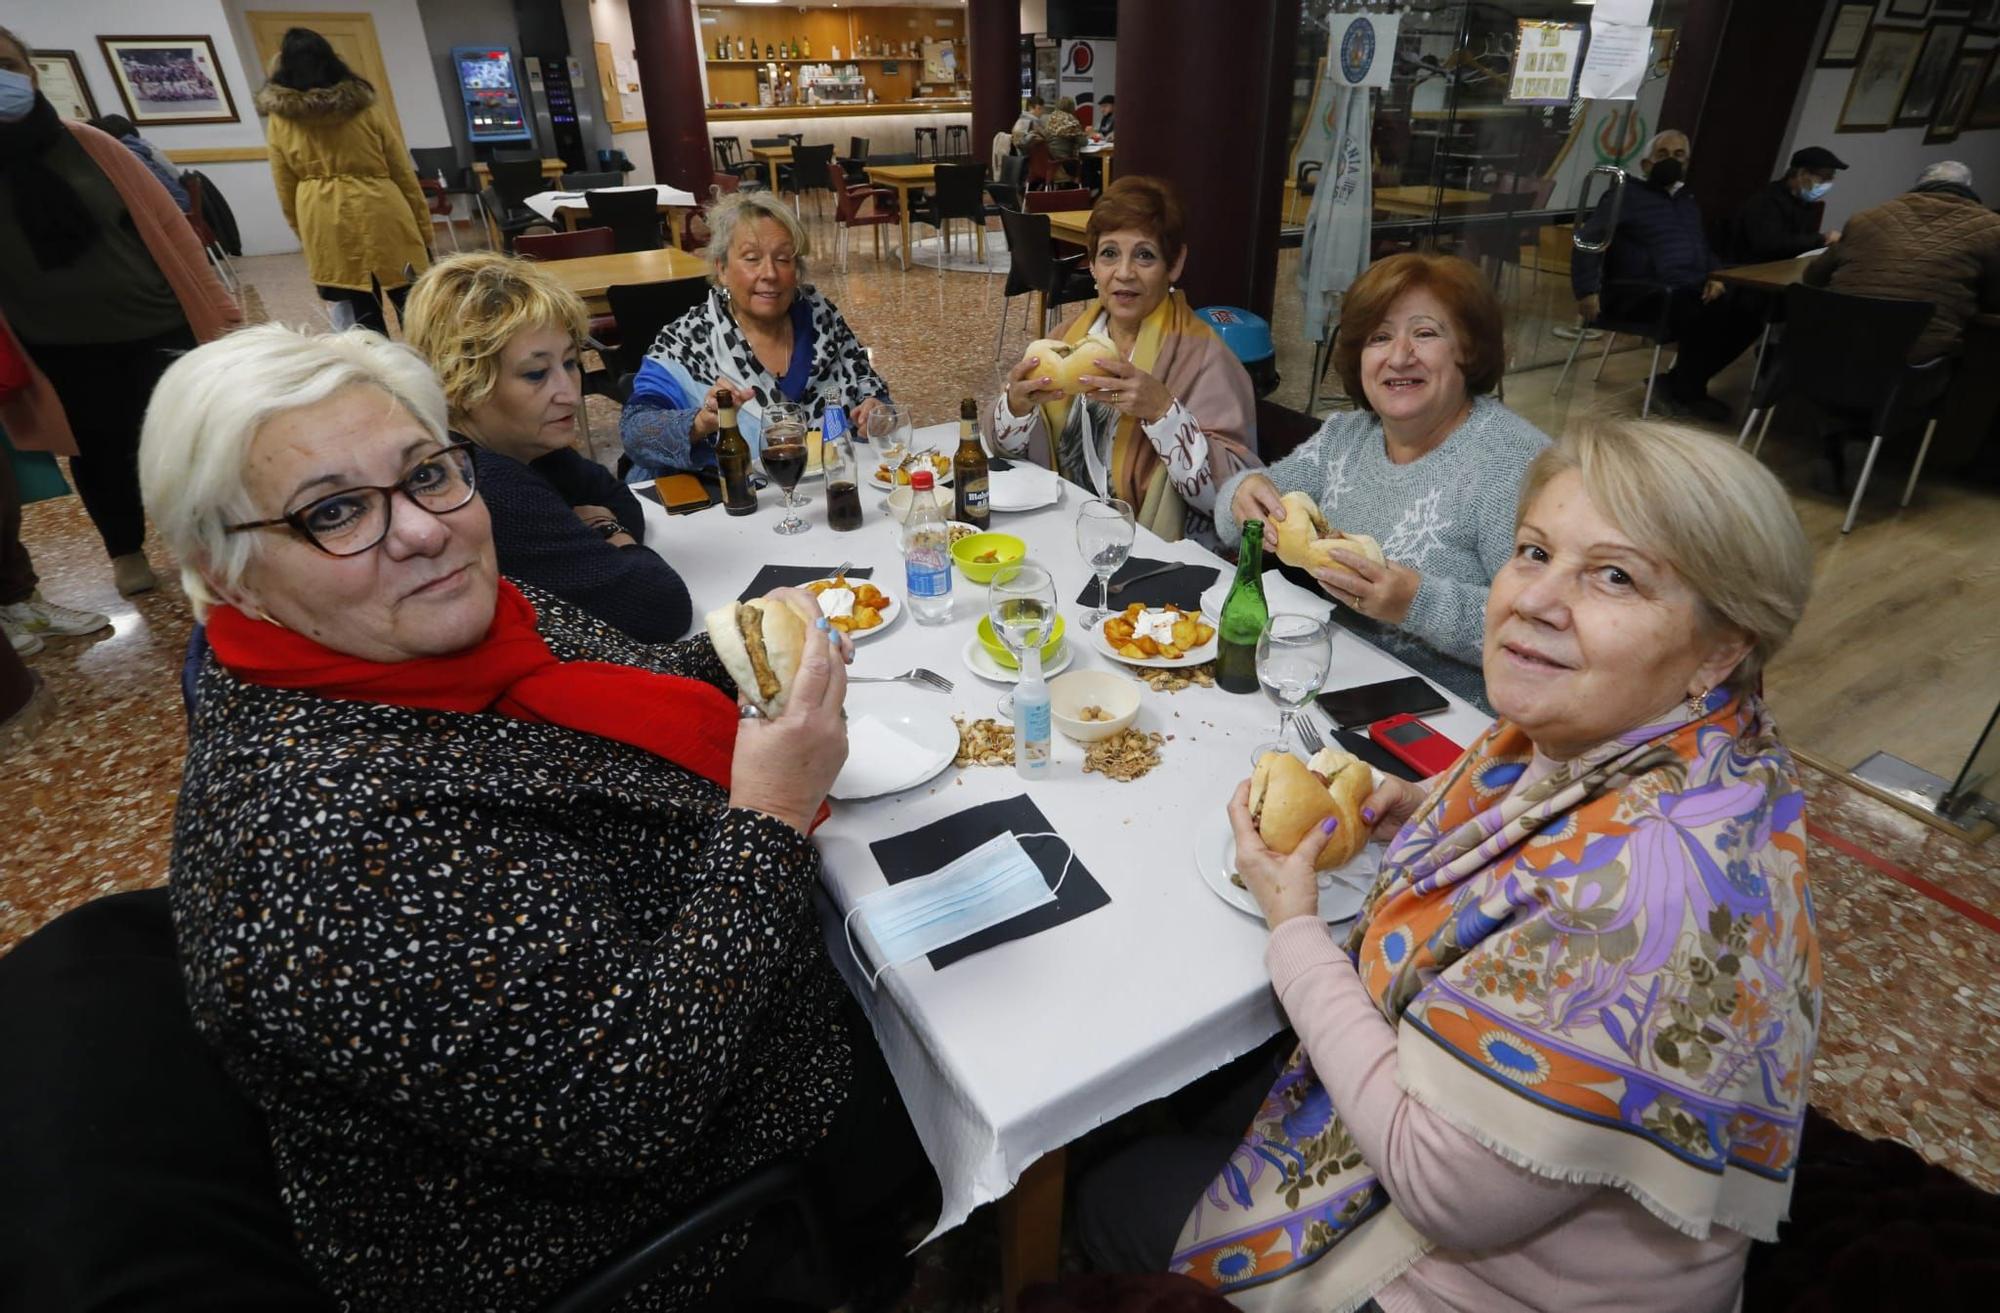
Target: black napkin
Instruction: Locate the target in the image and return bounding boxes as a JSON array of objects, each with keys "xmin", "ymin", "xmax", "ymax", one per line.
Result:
[
  {"xmin": 864, "ymin": 794, "xmax": 1109, "ymax": 971},
  {"xmin": 988, "ymin": 456, "xmax": 1016, "ymax": 471},
  {"xmin": 1074, "ymin": 556, "xmax": 1220, "ymax": 611},
  {"xmin": 1333, "ymin": 727, "xmax": 1425, "ymax": 783},
  {"xmin": 737, "ymin": 564, "xmax": 874, "ymax": 601}
]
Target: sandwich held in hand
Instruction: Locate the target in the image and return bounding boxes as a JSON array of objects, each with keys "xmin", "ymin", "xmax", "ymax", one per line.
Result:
[
  {"xmin": 1022, "ymin": 334, "xmax": 1122, "ymax": 397},
  {"xmin": 1273, "ymin": 490, "xmax": 1385, "ymax": 572},
  {"xmin": 706, "ymin": 597, "xmax": 807, "ymax": 716},
  {"xmin": 1246, "ymin": 747, "xmax": 1371, "ymax": 871}
]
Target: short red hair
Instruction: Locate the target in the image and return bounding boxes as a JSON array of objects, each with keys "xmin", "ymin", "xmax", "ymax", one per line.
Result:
[
  {"xmin": 1332, "ymin": 253, "xmax": 1505, "ymax": 409},
  {"xmin": 1085, "ymin": 176, "xmax": 1186, "ymax": 268}
]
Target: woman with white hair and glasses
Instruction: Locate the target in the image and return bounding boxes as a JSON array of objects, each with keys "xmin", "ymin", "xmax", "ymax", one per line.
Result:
[
  {"xmin": 1088, "ymin": 420, "xmax": 1822, "ymax": 1313},
  {"xmin": 619, "ymin": 189, "xmax": 893, "ymax": 476},
  {"xmin": 138, "ymin": 323, "xmax": 922, "ymax": 1309}
]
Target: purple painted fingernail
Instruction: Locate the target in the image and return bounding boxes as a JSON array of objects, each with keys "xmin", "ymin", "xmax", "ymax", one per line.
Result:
[
  {"xmin": 1321, "ymin": 816, "xmax": 1338, "ymax": 834},
  {"xmin": 1362, "ymin": 807, "xmax": 1377, "ymax": 824}
]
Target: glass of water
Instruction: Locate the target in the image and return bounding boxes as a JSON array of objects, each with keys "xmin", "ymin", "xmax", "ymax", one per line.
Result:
[
  {"xmin": 1254, "ymin": 614, "xmax": 1333, "ymax": 761},
  {"xmin": 1074, "ymin": 497, "xmax": 1134, "ymax": 629},
  {"xmin": 988, "ymin": 560, "xmax": 1056, "ymax": 717}
]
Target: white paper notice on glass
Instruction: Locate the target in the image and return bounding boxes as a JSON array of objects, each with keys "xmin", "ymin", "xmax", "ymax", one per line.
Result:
[
  {"xmin": 1595, "ymin": 0, "xmax": 1654, "ymax": 24},
  {"xmin": 1578, "ymin": 20, "xmax": 1653, "ymax": 101},
  {"xmin": 1507, "ymin": 21, "xmax": 1584, "ymax": 106}
]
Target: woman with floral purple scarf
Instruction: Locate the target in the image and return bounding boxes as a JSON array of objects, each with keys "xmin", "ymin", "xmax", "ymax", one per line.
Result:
[{"xmin": 1080, "ymin": 419, "xmax": 1820, "ymax": 1313}]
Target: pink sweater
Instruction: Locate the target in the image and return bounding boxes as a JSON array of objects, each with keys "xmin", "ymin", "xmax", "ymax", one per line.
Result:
[{"xmin": 1267, "ymin": 917, "xmax": 1748, "ymax": 1312}]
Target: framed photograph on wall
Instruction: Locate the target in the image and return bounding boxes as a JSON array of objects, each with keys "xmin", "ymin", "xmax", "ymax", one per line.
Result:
[
  {"xmin": 1878, "ymin": 0, "xmax": 1934, "ymax": 22},
  {"xmin": 1967, "ymin": 48, "xmax": 2000, "ymax": 125},
  {"xmin": 1840, "ymin": 25, "xmax": 1927, "ymax": 129},
  {"xmin": 1823, "ymin": 6, "xmax": 1875, "ymax": 66},
  {"xmin": 97, "ymin": 35, "xmax": 239, "ymax": 125},
  {"xmin": 1928, "ymin": 49, "xmax": 1987, "ymax": 138},
  {"xmin": 1897, "ymin": 22, "xmax": 1968, "ymax": 126},
  {"xmin": 28, "ymin": 50, "xmax": 97, "ymax": 121}
]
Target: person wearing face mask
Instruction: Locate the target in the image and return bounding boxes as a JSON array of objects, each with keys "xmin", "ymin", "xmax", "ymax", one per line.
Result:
[
  {"xmin": 1220, "ymin": 253, "xmax": 1549, "ymax": 710},
  {"xmin": 993, "ymin": 176, "xmax": 1260, "ymax": 553},
  {"xmin": 1728, "ymin": 145, "xmax": 1845, "ymax": 264},
  {"xmin": 403, "ymin": 252, "xmax": 692, "ymax": 643},
  {"xmin": 0, "ymin": 23, "xmax": 240, "ymax": 598},
  {"xmin": 1570, "ymin": 131, "xmax": 1764, "ymax": 423}
]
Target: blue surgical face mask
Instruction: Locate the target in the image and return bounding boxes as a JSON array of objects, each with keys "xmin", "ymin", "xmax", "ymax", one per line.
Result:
[
  {"xmin": 1803, "ymin": 180, "xmax": 1834, "ymax": 203},
  {"xmin": 0, "ymin": 70, "xmax": 35, "ymax": 123},
  {"xmin": 844, "ymin": 831, "xmax": 1073, "ymax": 986}
]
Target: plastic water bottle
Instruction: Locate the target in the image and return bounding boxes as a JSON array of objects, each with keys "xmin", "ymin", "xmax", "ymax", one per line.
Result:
[
  {"xmin": 903, "ymin": 470, "xmax": 954, "ymax": 625},
  {"xmin": 1014, "ymin": 645, "xmax": 1051, "ymax": 779}
]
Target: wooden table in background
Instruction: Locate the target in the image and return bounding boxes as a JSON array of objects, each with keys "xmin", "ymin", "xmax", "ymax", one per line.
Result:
[
  {"xmin": 1081, "ymin": 141, "xmax": 1113, "ymax": 184},
  {"xmin": 473, "ymin": 157, "xmax": 566, "ymax": 188},
  {"xmin": 539, "ymin": 247, "xmax": 710, "ymax": 314},
  {"xmin": 1372, "ymin": 185, "xmax": 1492, "ymax": 218},
  {"xmin": 1713, "ymin": 256, "xmax": 1814, "ymax": 292},
  {"xmin": 1045, "ymin": 209, "xmax": 1091, "ymax": 246},
  {"xmin": 750, "ymin": 144, "xmax": 793, "ymax": 194},
  {"xmin": 864, "ymin": 162, "xmax": 939, "ymax": 267}
]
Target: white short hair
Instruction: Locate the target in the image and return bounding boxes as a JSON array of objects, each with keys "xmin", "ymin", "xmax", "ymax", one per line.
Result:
[
  {"xmin": 1642, "ymin": 130, "xmax": 1688, "ymax": 159},
  {"xmin": 701, "ymin": 189, "xmax": 811, "ymax": 283},
  {"xmin": 1918, "ymin": 160, "xmax": 1973, "ymax": 189},
  {"xmin": 139, "ymin": 324, "xmax": 449, "ymax": 615}
]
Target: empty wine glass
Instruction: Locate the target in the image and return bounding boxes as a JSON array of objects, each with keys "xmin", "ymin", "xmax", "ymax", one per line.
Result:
[
  {"xmin": 987, "ymin": 560, "xmax": 1056, "ymax": 717},
  {"xmin": 1253, "ymin": 614, "xmax": 1333, "ymax": 763},
  {"xmin": 864, "ymin": 401, "xmax": 913, "ymax": 456},
  {"xmin": 761, "ymin": 403, "xmax": 811, "ymax": 535},
  {"xmin": 1074, "ymin": 497, "xmax": 1135, "ymax": 629}
]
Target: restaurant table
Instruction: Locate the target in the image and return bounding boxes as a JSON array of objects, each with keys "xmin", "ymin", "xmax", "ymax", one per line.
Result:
[
  {"xmin": 1046, "ymin": 208, "xmax": 1091, "ymax": 247},
  {"xmin": 524, "ymin": 184, "xmax": 699, "ymax": 232},
  {"xmin": 865, "ymin": 162, "xmax": 940, "ymax": 267},
  {"xmin": 538, "ymin": 247, "xmax": 710, "ymax": 314},
  {"xmin": 750, "ymin": 143, "xmax": 792, "ymax": 194},
  {"xmin": 628, "ymin": 428, "xmax": 1491, "ymax": 1308},
  {"xmin": 1080, "ymin": 140, "xmax": 1114, "ymax": 184},
  {"xmin": 1712, "ymin": 254, "xmax": 1815, "ymax": 292},
  {"xmin": 1372, "ymin": 185, "xmax": 1492, "ymax": 218}
]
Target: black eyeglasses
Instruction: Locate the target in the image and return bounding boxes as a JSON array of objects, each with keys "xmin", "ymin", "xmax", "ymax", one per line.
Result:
[{"xmin": 224, "ymin": 443, "xmax": 478, "ymax": 557}]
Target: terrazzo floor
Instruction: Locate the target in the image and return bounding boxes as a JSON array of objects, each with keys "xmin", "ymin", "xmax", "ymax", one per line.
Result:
[{"xmin": 4, "ymin": 238, "xmax": 1998, "ymax": 1312}]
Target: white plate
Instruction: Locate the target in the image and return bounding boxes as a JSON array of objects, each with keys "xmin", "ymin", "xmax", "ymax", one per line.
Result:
[
  {"xmin": 869, "ymin": 460, "xmax": 953, "ymax": 491},
  {"xmin": 828, "ymin": 707, "xmax": 958, "ymax": 800},
  {"xmin": 961, "ymin": 637, "xmax": 1075, "ymax": 684},
  {"xmin": 1092, "ymin": 609, "xmax": 1220, "ymax": 668},
  {"xmin": 806, "ymin": 579, "xmax": 899, "ymax": 642},
  {"xmin": 1194, "ymin": 811, "xmax": 1379, "ymax": 924}
]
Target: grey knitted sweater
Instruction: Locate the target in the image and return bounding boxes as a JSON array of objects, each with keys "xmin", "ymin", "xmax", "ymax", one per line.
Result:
[{"xmin": 1216, "ymin": 395, "xmax": 1550, "ymax": 710}]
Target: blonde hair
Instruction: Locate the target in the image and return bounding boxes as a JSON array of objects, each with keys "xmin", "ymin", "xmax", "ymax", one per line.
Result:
[
  {"xmin": 138, "ymin": 324, "xmax": 448, "ymax": 616},
  {"xmin": 1517, "ymin": 419, "xmax": 1813, "ymax": 694},
  {"xmin": 701, "ymin": 190, "xmax": 810, "ymax": 283},
  {"xmin": 401, "ymin": 251, "xmax": 590, "ymax": 418}
]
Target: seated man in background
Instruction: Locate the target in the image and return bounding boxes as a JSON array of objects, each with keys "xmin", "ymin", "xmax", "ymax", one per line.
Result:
[
  {"xmin": 1011, "ymin": 96, "xmax": 1046, "ymax": 148},
  {"xmin": 1803, "ymin": 160, "xmax": 2000, "ymax": 370},
  {"xmin": 1095, "ymin": 94, "xmax": 1116, "ymax": 138},
  {"xmin": 1729, "ymin": 145, "xmax": 1844, "ymax": 263},
  {"xmin": 1571, "ymin": 130, "xmax": 1763, "ymax": 422}
]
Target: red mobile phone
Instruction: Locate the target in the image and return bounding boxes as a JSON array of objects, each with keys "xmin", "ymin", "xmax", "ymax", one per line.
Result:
[{"xmin": 1369, "ymin": 713, "xmax": 1464, "ymax": 777}]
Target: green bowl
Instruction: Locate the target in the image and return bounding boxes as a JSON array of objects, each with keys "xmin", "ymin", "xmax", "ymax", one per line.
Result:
[
  {"xmin": 951, "ymin": 532, "xmax": 1028, "ymax": 584},
  {"xmin": 976, "ymin": 613, "xmax": 1067, "ymax": 671}
]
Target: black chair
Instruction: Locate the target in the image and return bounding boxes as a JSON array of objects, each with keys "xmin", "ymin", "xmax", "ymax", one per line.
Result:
[
  {"xmin": 1736, "ymin": 283, "xmax": 1947, "ymax": 534},
  {"xmin": 713, "ymin": 136, "xmax": 765, "ymax": 189},
  {"xmin": 604, "ymin": 279, "xmax": 713, "ymax": 395},
  {"xmin": 913, "ymin": 126, "xmax": 939, "ymax": 161},
  {"xmin": 913, "ymin": 162, "xmax": 987, "ymax": 270},
  {"xmin": 1551, "ymin": 278, "xmax": 1679, "ymax": 418},
  {"xmin": 488, "ymin": 156, "xmax": 547, "ymax": 212},
  {"xmin": 839, "ymin": 135, "xmax": 872, "ymax": 186},
  {"xmin": 585, "ymin": 188, "xmax": 665, "ymax": 253},
  {"xmin": 943, "ymin": 124, "xmax": 970, "ymax": 160},
  {"xmin": 995, "ymin": 206, "xmax": 1094, "ymax": 354},
  {"xmin": 478, "ymin": 184, "xmax": 540, "ymax": 251},
  {"xmin": 788, "ymin": 143, "xmax": 839, "ymax": 218},
  {"xmin": 561, "ymin": 170, "xmax": 623, "ymax": 191},
  {"xmin": 986, "ymin": 152, "xmax": 1027, "ymax": 216}
]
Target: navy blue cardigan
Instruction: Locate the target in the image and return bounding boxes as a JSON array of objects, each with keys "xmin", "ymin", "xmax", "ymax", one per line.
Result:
[
  {"xmin": 470, "ymin": 441, "xmax": 693, "ymax": 643},
  {"xmin": 1572, "ymin": 178, "xmax": 1717, "ymax": 298}
]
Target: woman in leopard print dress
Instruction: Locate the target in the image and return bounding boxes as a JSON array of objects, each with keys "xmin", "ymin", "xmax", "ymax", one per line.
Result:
[{"xmin": 140, "ymin": 322, "xmax": 873, "ymax": 1311}]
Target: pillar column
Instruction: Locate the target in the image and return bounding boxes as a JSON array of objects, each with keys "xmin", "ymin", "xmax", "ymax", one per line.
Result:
[
  {"xmin": 969, "ymin": 0, "xmax": 1021, "ymax": 172},
  {"xmin": 629, "ymin": 0, "xmax": 713, "ymax": 194},
  {"xmin": 1114, "ymin": 0, "xmax": 1298, "ymax": 318}
]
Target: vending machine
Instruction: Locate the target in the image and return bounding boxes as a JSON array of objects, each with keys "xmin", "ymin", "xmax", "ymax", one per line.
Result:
[
  {"xmin": 451, "ymin": 45, "xmax": 532, "ymax": 146},
  {"xmin": 524, "ymin": 55, "xmax": 588, "ymax": 172}
]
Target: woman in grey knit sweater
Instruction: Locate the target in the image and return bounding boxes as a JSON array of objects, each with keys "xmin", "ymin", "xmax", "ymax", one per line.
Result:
[{"xmin": 1219, "ymin": 254, "xmax": 1549, "ymax": 710}]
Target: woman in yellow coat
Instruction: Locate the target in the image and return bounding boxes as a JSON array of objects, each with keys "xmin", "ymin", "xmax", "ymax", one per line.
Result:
[{"xmin": 257, "ymin": 27, "xmax": 429, "ymax": 334}]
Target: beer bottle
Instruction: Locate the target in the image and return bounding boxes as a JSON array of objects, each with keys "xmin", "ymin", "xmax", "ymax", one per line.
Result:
[
  {"xmin": 1214, "ymin": 521, "xmax": 1269, "ymax": 693},
  {"xmin": 716, "ymin": 405, "xmax": 757, "ymax": 516},
  {"xmin": 951, "ymin": 396, "xmax": 990, "ymax": 529}
]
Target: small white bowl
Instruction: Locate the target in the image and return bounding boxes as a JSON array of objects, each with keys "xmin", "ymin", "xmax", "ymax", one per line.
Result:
[
  {"xmin": 1048, "ymin": 670, "xmax": 1143, "ymax": 742},
  {"xmin": 885, "ymin": 484, "xmax": 954, "ymax": 521}
]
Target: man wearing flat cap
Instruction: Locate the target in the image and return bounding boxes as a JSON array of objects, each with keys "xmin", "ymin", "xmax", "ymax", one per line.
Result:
[{"xmin": 1729, "ymin": 146, "xmax": 1846, "ymax": 263}]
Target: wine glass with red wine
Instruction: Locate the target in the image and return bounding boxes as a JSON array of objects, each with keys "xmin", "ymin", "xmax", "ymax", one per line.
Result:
[{"xmin": 761, "ymin": 403, "xmax": 811, "ymax": 535}]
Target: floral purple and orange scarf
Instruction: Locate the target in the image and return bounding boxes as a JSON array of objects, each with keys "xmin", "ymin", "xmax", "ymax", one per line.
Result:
[{"xmin": 1172, "ymin": 691, "xmax": 1821, "ymax": 1310}]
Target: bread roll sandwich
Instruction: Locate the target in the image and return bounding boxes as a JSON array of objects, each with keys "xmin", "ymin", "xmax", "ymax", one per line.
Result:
[
  {"xmin": 705, "ymin": 597, "xmax": 808, "ymax": 716},
  {"xmin": 1272, "ymin": 490, "xmax": 1385, "ymax": 572},
  {"xmin": 1246, "ymin": 747, "xmax": 1373, "ymax": 871},
  {"xmin": 1021, "ymin": 333, "xmax": 1122, "ymax": 397}
]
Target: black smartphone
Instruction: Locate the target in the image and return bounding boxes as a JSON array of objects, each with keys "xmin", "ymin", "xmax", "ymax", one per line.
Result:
[{"xmin": 1317, "ymin": 675, "xmax": 1449, "ymax": 729}]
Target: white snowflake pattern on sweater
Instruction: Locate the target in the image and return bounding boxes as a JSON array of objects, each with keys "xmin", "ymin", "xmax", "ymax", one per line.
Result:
[{"xmin": 1380, "ymin": 487, "xmax": 1451, "ymax": 569}]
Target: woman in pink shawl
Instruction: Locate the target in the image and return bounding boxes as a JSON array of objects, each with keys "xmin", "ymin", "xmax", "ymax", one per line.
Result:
[{"xmin": 989, "ymin": 176, "xmax": 1258, "ymax": 552}]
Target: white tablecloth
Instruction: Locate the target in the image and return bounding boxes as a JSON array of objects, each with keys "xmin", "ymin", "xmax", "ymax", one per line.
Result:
[
  {"xmin": 524, "ymin": 184, "xmax": 698, "ymax": 223},
  {"xmin": 630, "ymin": 437, "xmax": 1491, "ymax": 1243}
]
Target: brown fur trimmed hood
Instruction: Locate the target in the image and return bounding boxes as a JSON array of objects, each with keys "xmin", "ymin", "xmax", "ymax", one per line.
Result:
[{"xmin": 255, "ymin": 77, "xmax": 374, "ymax": 122}]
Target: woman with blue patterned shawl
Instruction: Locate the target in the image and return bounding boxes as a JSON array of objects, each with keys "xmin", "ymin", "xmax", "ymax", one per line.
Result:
[
  {"xmin": 618, "ymin": 190, "xmax": 892, "ymax": 477},
  {"xmin": 1080, "ymin": 420, "xmax": 1821, "ymax": 1313}
]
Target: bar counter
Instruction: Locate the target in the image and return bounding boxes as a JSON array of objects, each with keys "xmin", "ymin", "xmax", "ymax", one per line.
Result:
[{"xmin": 706, "ymin": 101, "xmax": 970, "ymax": 155}]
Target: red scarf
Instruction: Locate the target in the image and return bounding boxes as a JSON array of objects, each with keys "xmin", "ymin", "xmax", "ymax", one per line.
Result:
[{"xmin": 204, "ymin": 579, "xmax": 738, "ymax": 791}]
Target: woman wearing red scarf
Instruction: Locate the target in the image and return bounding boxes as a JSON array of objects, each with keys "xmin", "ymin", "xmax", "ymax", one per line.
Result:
[{"xmin": 131, "ymin": 323, "xmax": 905, "ymax": 1310}]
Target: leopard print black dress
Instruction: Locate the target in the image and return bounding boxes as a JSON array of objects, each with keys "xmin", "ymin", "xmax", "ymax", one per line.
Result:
[{"xmin": 171, "ymin": 585, "xmax": 858, "ymax": 1311}]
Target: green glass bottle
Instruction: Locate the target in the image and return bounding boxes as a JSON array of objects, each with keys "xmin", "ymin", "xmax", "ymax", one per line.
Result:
[{"xmin": 1214, "ymin": 520, "xmax": 1269, "ymax": 694}]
